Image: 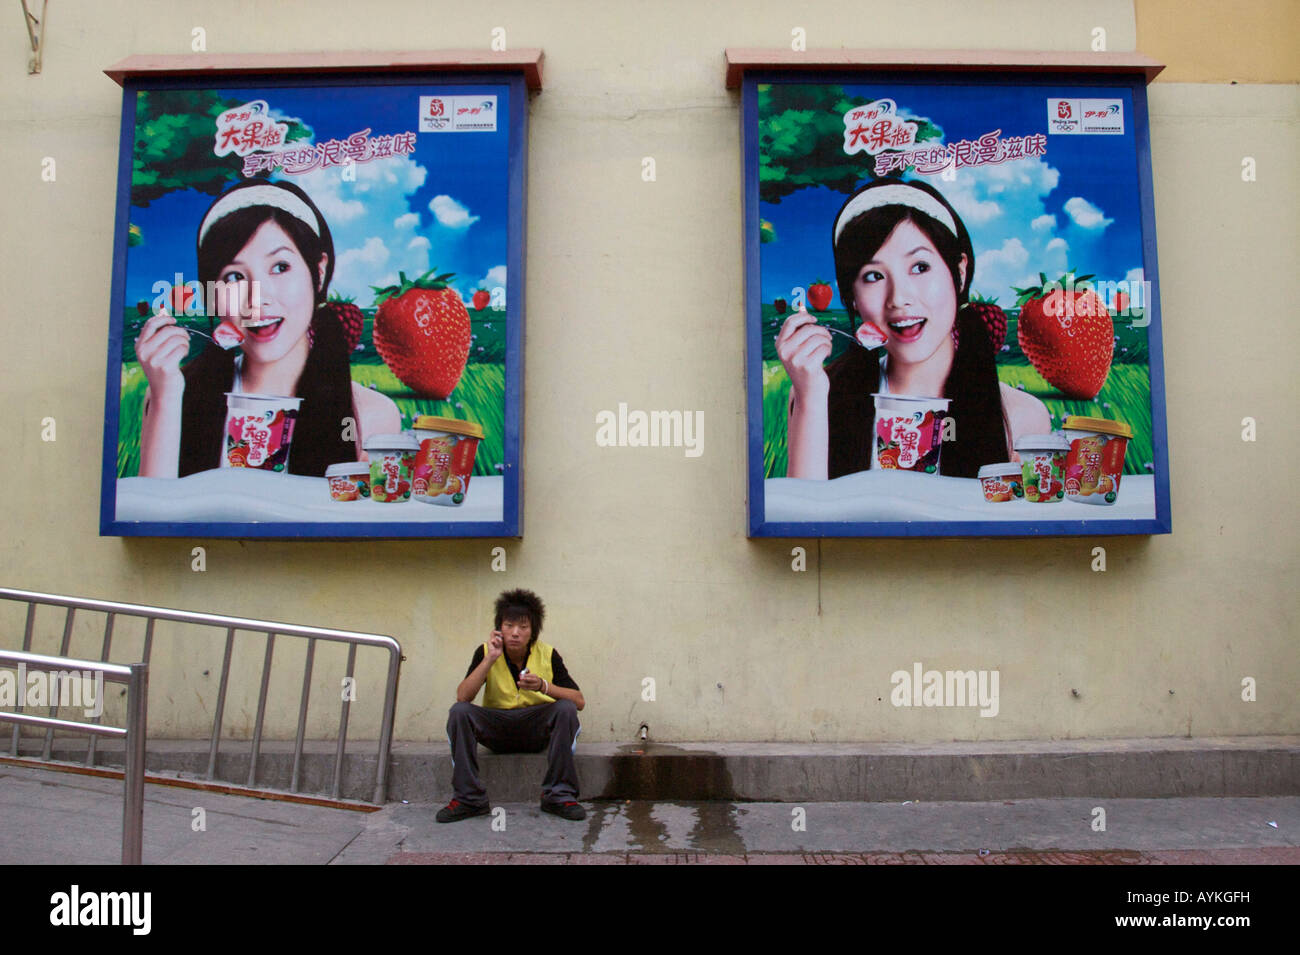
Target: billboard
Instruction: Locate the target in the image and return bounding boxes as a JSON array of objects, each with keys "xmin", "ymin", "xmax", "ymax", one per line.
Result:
[
  {"xmin": 101, "ymin": 71, "xmax": 526, "ymax": 538},
  {"xmin": 744, "ymin": 70, "xmax": 1171, "ymax": 537}
]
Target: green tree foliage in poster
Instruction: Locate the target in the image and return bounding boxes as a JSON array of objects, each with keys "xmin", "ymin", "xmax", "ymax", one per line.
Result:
[
  {"xmin": 130, "ymin": 90, "xmax": 314, "ymax": 206},
  {"xmin": 757, "ymin": 84, "xmax": 944, "ymax": 205}
]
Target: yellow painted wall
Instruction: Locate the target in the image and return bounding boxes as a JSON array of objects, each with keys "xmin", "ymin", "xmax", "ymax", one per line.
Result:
[
  {"xmin": 1137, "ymin": 0, "xmax": 1299, "ymax": 82},
  {"xmin": 1, "ymin": 1, "xmax": 1295, "ymax": 743}
]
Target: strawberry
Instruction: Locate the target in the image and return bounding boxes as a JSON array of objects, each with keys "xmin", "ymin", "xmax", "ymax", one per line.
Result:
[
  {"xmin": 1113, "ymin": 290, "xmax": 1130, "ymax": 315},
  {"xmin": 1013, "ymin": 271, "xmax": 1114, "ymax": 399},
  {"xmin": 324, "ymin": 293, "xmax": 365, "ymax": 352},
  {"xmin": 472, "ymin": 288, "xmax": 491, "ymax": 311},
  {"xmin": 136, "ymin": 300, "xmax": 150, "ymax": 317},
  {"xmin": 965, "ymin": 293, "xmax": 1007, "ymax": 351},
  {"xmin": 371, "ymin": 268, "xmax": 471, "ymax": 399},
  {"xmin": 773, "ymin": 298, "xmax": 787, "ymax": 315},
  {"xmin": 170, "ymin": 283, "xmax": 196, "ymax": 315},
  {"xmin": 807, "ymin": 279, "xmax": 833, "ymax": 312}
]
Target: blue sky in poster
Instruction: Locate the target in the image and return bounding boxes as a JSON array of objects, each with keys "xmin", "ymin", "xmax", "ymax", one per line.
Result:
[
  {"xmin": 124, "ymin": 82, "xmax": 510, "ymax": 311},
  {"xmin": 759, "ymin": 81, "xmax": 1145, "ymax": 310}
]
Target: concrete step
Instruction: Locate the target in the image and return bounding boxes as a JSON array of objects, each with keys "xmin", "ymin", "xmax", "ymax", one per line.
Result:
[{"xmin": 8, "ymin": 734, "xmax": 1299, "ymax": 804}]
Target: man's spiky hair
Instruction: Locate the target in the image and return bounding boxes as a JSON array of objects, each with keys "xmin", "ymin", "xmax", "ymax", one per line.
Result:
[{"xmin": 494, "ymin": 589, "xmax": 545, "ymax": 645}]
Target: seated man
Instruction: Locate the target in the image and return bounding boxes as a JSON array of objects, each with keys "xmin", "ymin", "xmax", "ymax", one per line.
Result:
[{"xmin": 438, "ymin": 588, "xmax": 586, "ymax": 822}]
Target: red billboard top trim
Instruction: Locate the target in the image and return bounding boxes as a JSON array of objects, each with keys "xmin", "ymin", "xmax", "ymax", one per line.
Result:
[
  {"xmin": 722, "ymin": 49, "xmax": 1164, "ymax": 88},
  {"xmin": 104, "ymin": 49, "xmax": 545, "ymax": 91}
]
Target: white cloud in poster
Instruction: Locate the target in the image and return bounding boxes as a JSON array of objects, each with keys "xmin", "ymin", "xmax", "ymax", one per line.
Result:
[
  {"xmin": 928, "ymin": 157, "xmax": 1064, "ymax": 299},
  {"xmin": 1063, "ymin": 196, "xmax": 1113, "ymax": 230},
  {"xmin": 290, "ymin": 154, "xmax": 433, "ymax": 301},
  {"xmin": 429, "ymin": 194, "xmax": 479, "ymax": 230}
]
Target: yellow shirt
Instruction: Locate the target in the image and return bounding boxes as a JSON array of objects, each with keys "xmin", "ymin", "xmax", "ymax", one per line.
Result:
[{"xmin": 483, "ymin": 640, "xmax": 556, "ymax": 709}]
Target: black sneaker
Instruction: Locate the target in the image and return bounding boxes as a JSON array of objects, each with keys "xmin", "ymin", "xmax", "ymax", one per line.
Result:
[
  {"xmin": 541, "ymin": 800, "xmax": 586, "ymax": 821},
  {"xmin": 436, "ymin": 799, "xmax": 491, "ymax": 823}
]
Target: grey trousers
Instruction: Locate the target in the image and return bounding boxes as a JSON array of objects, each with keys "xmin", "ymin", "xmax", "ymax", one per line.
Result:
[{"xmin": 446, "ymin": 699, "xmax": 581, "ymax": 807}]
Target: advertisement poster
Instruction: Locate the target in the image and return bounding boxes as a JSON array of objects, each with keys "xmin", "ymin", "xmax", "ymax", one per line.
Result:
[
  {"xmin": 101, "ymin": 73, "xmax": 525, "ymax": 537},
  {"xmin": 745, "ymin": 72, "xmax": 1171, "ymax": 537}
]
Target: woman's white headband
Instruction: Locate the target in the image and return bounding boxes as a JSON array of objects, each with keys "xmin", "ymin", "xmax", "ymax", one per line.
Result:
[
  {"xmin": 198, "ymin": 185, "xmax": 320, "ymax": 245},
  {"xmin": 833, "ymin": 184, "xmax": 958, "ymax": 246}
]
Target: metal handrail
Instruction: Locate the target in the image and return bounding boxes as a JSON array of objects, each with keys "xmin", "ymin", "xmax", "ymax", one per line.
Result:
[
  {"xmin": 0, "ymin": 588, "xmax": 403, "ymax": 804},
  {"xmin": 0, "ymin": 649, "xmax": 147, "ymax": 864}
]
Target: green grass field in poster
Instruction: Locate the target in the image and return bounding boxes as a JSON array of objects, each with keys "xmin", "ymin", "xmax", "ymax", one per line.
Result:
[
  {"xmin": 116, "ymin": 310, "xmax": 507, "ymax": 479},
  {"xmin": 759, "ymin": 305, "xmax": 1154, "ymax": 480}
]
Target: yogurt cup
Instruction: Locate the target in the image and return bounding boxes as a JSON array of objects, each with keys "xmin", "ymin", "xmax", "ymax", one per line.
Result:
[
  {"xmin": 325, "ymin": 462, "xmax": 371, "ymax": 502},
  {"xmin": 1015, "ymin": 433, "xmax": 1070, "ymax": 503},
  {"xmin": 1062, "ymin": 416, "xmax": 1133, "ymax": 505},
  {"xmin": 871, "ymin": 394, "xmax": 951, "ymax": 473},
  {"xmin": 364, "ymin": 433, "xmax": 419, "ymax": 503},
  {"xmin": 410, "ymin": 415, "xmax": 485, "ymax": 506},
  {"xmin": 222, "ymin": 392, "xmax": 302, "ymax": 472},
  {"xmin": 977, "ymin": 463, "xmax": 1023, "ymax": 503}
]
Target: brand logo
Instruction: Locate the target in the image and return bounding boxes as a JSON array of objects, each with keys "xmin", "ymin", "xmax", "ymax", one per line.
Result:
[
  {"xmin": 0, "ymin": 665, "xmax": 103, "ymax": 717},
  {"xmin": 49, "ymin": 885, "xmax": 151, "ymax": 935},
  {"xmin": 1048, "ymin": 97, "xmax": 1123, "ymax": 134},
  {"xmin": 595, "ymin": 404, "xmax": 704, "ymax": 458},
  {"xmin": 419, "ymin": 95, "xmax": 498, "ymax": 132},
  {"xmin": 890, "ymin": 662, "xmax": 1000, "ymax": 718}
]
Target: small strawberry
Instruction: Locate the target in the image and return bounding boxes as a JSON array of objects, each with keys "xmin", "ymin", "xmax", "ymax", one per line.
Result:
[
  {"xmin": 807, "ymin": 279, "xmax": 833, "ymax": 312},
  {"xmin": 136, "ymin": 300, "xmax": 150, "ymax": 317},
  {"xmin": 324, "ymin": 292, "xmax": 365, "ymax": 352},
  {"xmin": 472, "ymin": 288, "xmax": 491, "ymax": 311},
  {"xmin": 773, "ymin": 298, "xmax": 787, "ymax": 315},
  {"xmin": 1013, "ymin": 270, "xmax": 1114, "ymax": 399},
  {"xmin": 965, "ymin": 293, "xmax": 1007, "ymax": 351},
  {"xmin": 170, "ymin": 283, "xmax": 196, "ymax": 315},
  {"xmin": 371, "ymin": 268, "xmax": 471, "ymax": 399}
]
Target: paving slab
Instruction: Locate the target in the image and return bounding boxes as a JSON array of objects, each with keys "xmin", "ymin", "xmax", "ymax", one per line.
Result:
[{"xmin": 3, "ymin": 763, "xmax": 1295, "ymax": 865}]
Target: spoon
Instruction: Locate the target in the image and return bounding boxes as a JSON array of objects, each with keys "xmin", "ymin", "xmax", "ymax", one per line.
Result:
[{"xmin": 131, "ymin": 317, "xmax": 244, "ymax": 350}]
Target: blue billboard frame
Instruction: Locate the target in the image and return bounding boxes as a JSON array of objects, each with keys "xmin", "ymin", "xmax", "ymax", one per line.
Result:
[
  {"xmin": 100, "ymin": 69, "xmax": 526, "ymax": 539},
  {"xmin": 743, "ymin": 67, "xmax": 1171, "ymax": 538}
]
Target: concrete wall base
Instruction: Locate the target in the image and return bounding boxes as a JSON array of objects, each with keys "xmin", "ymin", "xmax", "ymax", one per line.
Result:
[{"xmin": 10, "ymin": 735, "xmax": 1298, "ymax": 804}]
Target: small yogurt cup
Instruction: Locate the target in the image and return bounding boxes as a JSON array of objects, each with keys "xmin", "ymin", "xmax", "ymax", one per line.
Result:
[
  {"xmin": 1015, "ymin": 433, "xmax": 1071, "ymax": 503},
  {"xmin": 325, "ymin": 463, "xmax": 371, "ymax": 502},
  {"xmin": 222, "ymin": 392, "xmax": 302, "ymax": 472},
  {"xmin": 410, "ymin": 415, "xmax": 485, "ymax": 507},
  {"xmin": 1062, "ymin": 416, "xmax": 1133, "ymax": 505},
  {"xmin": 364, "ymin": 433, "xmax": 419, "ymax": 503},
  {"xmin": 977, "ymin": 463, "xmax": 1023, "ymax": 503},
  {"xmin": 871, "ymin": 394, "xmax": 951, "ymax": 474}
]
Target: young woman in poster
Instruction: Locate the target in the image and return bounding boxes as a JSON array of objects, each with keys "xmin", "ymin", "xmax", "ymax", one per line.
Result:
[
  {"xmin": 134, "ymin": 179, "xmax": 400, "ymax": 478},
  {"xmin": 777, "ymin": 177, "xmax": 1049, "ymax": 480}
]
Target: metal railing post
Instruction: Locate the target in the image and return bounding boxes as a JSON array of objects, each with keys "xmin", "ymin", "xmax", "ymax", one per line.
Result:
[
  {"xmin": 122, "ymin": 662, "xmax": 148, "ymax": 866},
  {"xmin": 0, "ymin": 649, "xmax": 143, "ymax": 865}
]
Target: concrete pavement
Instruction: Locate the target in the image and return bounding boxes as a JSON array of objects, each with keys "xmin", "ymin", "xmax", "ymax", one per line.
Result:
[{"xmin": 2, "ymin": 762, "xmax": 1296, "ymax": 865}]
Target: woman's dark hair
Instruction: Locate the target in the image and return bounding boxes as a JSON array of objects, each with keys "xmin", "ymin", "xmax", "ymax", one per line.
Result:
[
  {"xmin": 827, "ymin": 178, "xmax": 1008, "ymax": 478},
  {"xmin": 495, "ymin": 589, "xmax": 545, "ymax": 647},
  {"xmin": 196, "ymin": 178, "xmax": 334, "ymax": 309},
  {"xmin": 177, "ymin": 180, "xmax": 353, "ymax": 478}
]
